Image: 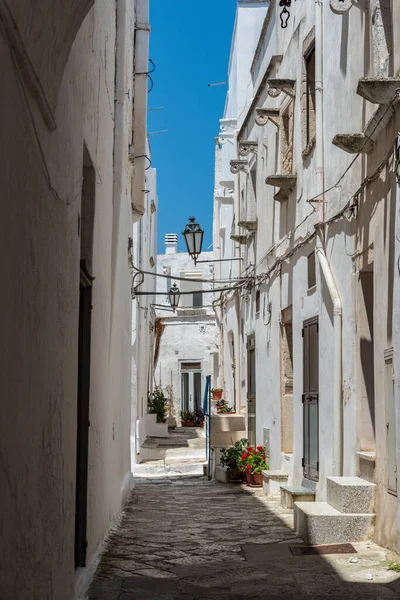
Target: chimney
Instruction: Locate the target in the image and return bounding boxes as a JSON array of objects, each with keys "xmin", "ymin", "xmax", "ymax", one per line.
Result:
[{"xmin": 165, "ymin": 234, "xmax": 178, "ymax": 254}]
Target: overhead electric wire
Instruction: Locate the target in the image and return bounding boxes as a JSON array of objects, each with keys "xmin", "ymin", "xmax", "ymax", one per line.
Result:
[{"xmin": 132, "ymin": 265, "xmax": 252, "ymax": 284}]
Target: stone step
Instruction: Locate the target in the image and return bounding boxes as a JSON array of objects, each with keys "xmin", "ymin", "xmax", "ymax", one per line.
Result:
[
  {"xmin": 262, "ymin": 470, "xmax": 289, "ymax": 498},
  {"xmin": 280, "ymin": 485, "xmax": 315, "ymax": 509},
  {"xmin": 327, "ymin": 476, "xmax": 376, "ymax": 514},
  {"xmin": 294, "ymin": 501, "xmax": 375, "ymax": 545}
]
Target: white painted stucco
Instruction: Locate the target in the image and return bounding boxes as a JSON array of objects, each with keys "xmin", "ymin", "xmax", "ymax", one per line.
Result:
[
  {"xmin": 0, "ymin": 1, "xmax": 150, "ymax": 597},
  {"xmin": 154, "ymin": 245, "xmax": 219, "ymax": 423},
  {"xmin": 214, "ymin": 0, "xmax": 400, "ymax": 552}
]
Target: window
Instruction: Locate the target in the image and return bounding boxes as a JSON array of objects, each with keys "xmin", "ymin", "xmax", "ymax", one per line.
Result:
[
  {"xmin": 304, "ymin": 46, "xmax": 316, "ymax": 151},
  {"xmin": 255, "ymin": 290, "xmax": 260, "ymax": 314},
  {"xmin": 180, "ymin": 273, "xmax": 203, "ymax": 308},
  {"xmin": 247, "ymin": 335, "xmax": 256, "ymax": 400},
  {"xmin": 307, "ymin": 251, "xmax": 316, "ymax": 289},
  {"xmin": 250, "ymin": 166, "xmax": 257, "ymax": 201},
  {"xmin": 280, "ymin": 101, "xmax": 294, "ymax": 174}
]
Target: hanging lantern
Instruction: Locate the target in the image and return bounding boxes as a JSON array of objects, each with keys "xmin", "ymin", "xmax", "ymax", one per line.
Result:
[
  {"xmin": 279, "ymin": 0, "xmax": 297, "ymax": 29},
  {"xmin": 182, "ymin": 216, "xmax": 204, "ymax": 265},
  {"xmin": 168, "ymin": 283, "xmax": 181, "ymax": 311}
]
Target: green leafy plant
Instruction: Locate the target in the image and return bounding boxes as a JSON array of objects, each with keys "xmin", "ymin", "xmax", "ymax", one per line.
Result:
[
  {"xmin": 180, "ymin": 410, "xmax": 195, "ymax": 422},
  {"xmin": 220, "ymin": 439, "xmax": 249, "ymax": 473},
  {"xmin": 147, "ymin": 387, "xmax": 169, "ymax": 423},
  {"xmin": 388, "ymin": 561, "xmax": 400, "ymax": 573},
  {"xmin": 218, "ymin": 404, "xmax": 234, "ymax": 413},
  {"xmin": 211, "ymin": 387, "xmax": 223, "ymax": 392},
  {"xmin": 239, "ymin": 445, "xmax": 269, "ymax": 473}
]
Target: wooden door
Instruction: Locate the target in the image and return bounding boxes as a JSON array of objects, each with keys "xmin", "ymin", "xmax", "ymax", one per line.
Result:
[{"xmin": 302, "ymin": 318, "xmax": 319, "ymax": 481}]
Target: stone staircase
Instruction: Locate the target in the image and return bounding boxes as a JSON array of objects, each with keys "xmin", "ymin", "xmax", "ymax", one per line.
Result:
[{"xmin": 294, "ymin": 477, "xmax": 376, "ymax": 545}]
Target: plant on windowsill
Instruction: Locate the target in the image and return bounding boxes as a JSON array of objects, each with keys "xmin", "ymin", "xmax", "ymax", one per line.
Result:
[
  {"xmin": 220, "ymin": 438, "xmax": 249, "ymax": 483},
  {"xmin": 214, "ymin": 399, "xmax": 235, "ymax": 414},
  {"xmin": 147, "ymin": 387, "xmax": 169, "ymax": 423},
  {"xmin": 211, "ymin": 387, "xmax": 223, "ymax": 401},
  {"xmin": 239, "ymin": 445, "xmax": 269, "ymax": 487},
  {"xmin": 180, "ymin": 410, "xmax": 196, "ymax": 427}
]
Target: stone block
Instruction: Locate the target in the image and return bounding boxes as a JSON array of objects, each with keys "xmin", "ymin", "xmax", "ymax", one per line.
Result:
[
  {"xmin": 356, "ymin": 451, "xmax": 376, "ymax": 483},
  {"xmin": 280, "ymin": 485, "xmax": 315, "ymax": 509},
  {"xmin": 327, "ymin": 477, "xmax": 376, "ymax": 514},
  {"xmin": 294, "ymin": 502, "xmax": 375, "ymax": 545},
  {"xmin": 262, "ymin": 470, "xmax": 288, "ymax": 498},
  {"xmin": 215, "ymin": 465, "xmax": 229, "ymax": 483}
]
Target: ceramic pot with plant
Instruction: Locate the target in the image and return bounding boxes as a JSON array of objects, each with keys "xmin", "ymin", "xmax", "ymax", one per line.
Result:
[
  {"xmin": 219, "ymin": 439, "xmax": 249, "ymax": 483},
  {"xmin": 195, "ymin": 407, "xmax": 205, "ymax": 427},
  {"xmin": 239, "ymin": 445, "xmax": 269, "ymax": 487},
  {"xmin": 211, "ymin": 387, "xmax": 223, "ymax": 401},
  {"xmin": 147, "ymin": 387, "xmax": 169, "ymax": 423},
  {"xmin": 180, "ymin": 410, "xmax": 196, "ymax": 427}
]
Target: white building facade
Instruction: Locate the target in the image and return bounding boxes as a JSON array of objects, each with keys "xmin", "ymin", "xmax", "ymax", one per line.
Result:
[
  {"xmin": 154, "ymin": 237, "xmax": 219, "ymax": 424},
  {"xmin": 214, "ymin": 0, "xmax": 400, "ymax": 552},
  {"xmin": 0, "ymin": 1, "xmax": 151, "ymax": 598}
]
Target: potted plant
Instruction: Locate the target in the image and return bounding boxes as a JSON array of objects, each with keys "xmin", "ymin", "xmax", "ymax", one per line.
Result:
[
  {"xmin": 180, "ymin": 410, "xmax": 196, "ymax": 427},
  {"xmin": 195, "ymin": 407, "xmax": 205, "ymax": 427},
  {"xmin": 218, "ymin": 403, "xmax": 235, "ymax": 414},
  {"xmin": 147, "ymin": 387, "xmax": 169, "ymax": 423},
  {"xmin": 220, "ymin": 438, "xmax": 249, "ymax": 483},
  {"xmin": 239, "ymin": 445, "xmax": 269, "ymax": 487},
  {"xmin": 211, "ymin": 387, "xmax": 223, "ymax": 401}
]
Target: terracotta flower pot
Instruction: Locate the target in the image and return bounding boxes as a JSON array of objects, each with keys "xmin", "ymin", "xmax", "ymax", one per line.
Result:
[
  {"xmin": 212, "ymin": 390, "xmax": 223, "ymax": 401},
  {"xmin": 181, "ymin": 421, "xmax": 196, "ymax": 427},
  {"xmin": 253, "ymin": 472, "xmax": 263, "ymax": 486},
  {"xmin": 228, "ymin": 470, "xmax": 243, "ymax": 484},
  {"xmin": 245, "ymin": 471, "xmax": 255, "ymax": 486}
]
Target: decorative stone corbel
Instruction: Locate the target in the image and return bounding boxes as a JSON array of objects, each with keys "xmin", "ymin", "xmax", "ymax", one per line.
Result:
[
  {"xmin": 332, "ymin": 133, "xmax": 374, "ymax": 155},
  {"xmin": 357, "ymin": 78, "xmax": 400, "ymax": 105},
  {"xmin": 255, "ymin": 108, "xmax": 280, "ymax": 128},
  {"xmin": 267, "ymin": 79, "xmax": 296, "ymax": 98},
  {"xmin": 230, "ymin": 160, "xmax": 248, "ymax": 174},
  {"xmin": 238, "ymin": 141, "xmax": 258, "ymax": 157},
  {"xmin": 265, "ymin": 174, "xmax": 297, "ymax": 202},
  {"xmin": 330, "ymin": 0, "xmax": 368, "ymax": 14}
]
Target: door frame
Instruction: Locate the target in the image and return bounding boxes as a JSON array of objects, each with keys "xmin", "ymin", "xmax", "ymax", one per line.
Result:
[
  {"xmin": 75, "ymin": 261, "xmax": 94, "ymax": 568},
  {"xmin": 302, "ymin": 317, "xmax": 319, "ymax": 481},
  {"xmin": 180, "ymin": 361, "xmax": 203, "ymax": 412}
]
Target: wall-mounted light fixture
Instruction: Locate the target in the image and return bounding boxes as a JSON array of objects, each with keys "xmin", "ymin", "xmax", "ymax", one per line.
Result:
[
  {"xmin": 279, "ymin": 0, "xmax": 296, "ymax": 29},
  {"xmin": 182, "ymin": 216, "xmax": 204, "ymax": 265},
  {"xmin": 168, "ymin": 283, "xmax": 181, "ymax": 312}
]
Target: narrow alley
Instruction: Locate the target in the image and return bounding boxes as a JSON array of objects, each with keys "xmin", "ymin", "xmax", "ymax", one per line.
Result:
[{"xmin": 89, "ymin": 473, "xmax": 400, "ymax": 600}]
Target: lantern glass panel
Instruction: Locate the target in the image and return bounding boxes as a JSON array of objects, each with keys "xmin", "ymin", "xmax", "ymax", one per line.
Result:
[
  {"xmin": 194, "ymin": 230, "xmax": 203, "ymax": 255},
  {"xmin": 185, "ymin": 233, "xmax": 195, "ymax": 255}
]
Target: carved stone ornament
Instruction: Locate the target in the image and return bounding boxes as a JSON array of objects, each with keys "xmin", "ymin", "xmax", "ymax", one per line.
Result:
[
  {"xmin": 239, "ymin": 141, "xmax": 258, "ymax": 157},
  {"xmin": 330, "ymin": 0, "xmax": 352, "ymax": 13},
  {"xmin": 255, "ymin": 108, "xmax": 270, "ymax": 126},
  {"xmin": 267, "ymin": 79, "xmax": 296, "ymax": 98},
  {"xmin": 230, "ymin": 160, "xmax": 248, "ymax": 174}
]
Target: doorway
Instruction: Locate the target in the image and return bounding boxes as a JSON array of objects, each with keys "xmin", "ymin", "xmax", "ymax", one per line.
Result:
[
  {"xmin": 302, "ymin": 317, "xmax": 319, "ymax": 481},
  {"xmin": 181, "ymin": 362, "xmax": 202, "ymax": 412},
  {"xmin": 75, "ymin": 148, "xmax": 95, "ymax": 568},
  {"xmin": 358, "ymin": 269, "xmax": 375, "ymax": 451}
]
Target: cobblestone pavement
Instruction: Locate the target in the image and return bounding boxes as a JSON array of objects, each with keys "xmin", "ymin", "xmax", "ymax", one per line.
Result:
[{"xmin": 89, "ymin": 477, "xmax": 400, "ymax": 599}]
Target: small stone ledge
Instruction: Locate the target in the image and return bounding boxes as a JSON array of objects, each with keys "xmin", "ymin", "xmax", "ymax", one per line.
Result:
[
  {"xmin": 238, "ymin": 220, "xmax": 257, "ymax": 231},
  {"xmin": 357, "ymin": 77, "xmax": 400, "ymax": 105},
  {"xmin": 268, "ymin": 78, "xmax": 296, "ymax": 98},
  {"xmin": 332, "ymin": 133, "xmax": 374, "ymax": 154},
  {"xmin": 262, "ymin": 470, "xmax": 289, "ymax": 481},
  {"xmin": 263, "ymin": 470, "xmax": 288, "ymax": 499},
  {"xmin": 265, "ymin": 174, "xmax": 297, "ymax": 202},
  {"xmin": 356, "ymin": 451, "xmax": 376, "ymax": 462},
  {"xmin": 255, "ymin": 107, "xmax": 280, "ymax": 127},
  {"xmin": 230, "ymin": 233, "xmax": 247, "ymax": 244}
]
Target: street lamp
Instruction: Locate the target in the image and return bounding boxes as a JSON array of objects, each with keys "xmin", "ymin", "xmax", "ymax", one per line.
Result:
[
  {"xmin": 182, "ymin": 216, "xmax": 204, "ymax": 265},
  {"xmin": 168, "ymin": 283, "xmax": 181, "ymax": 311}
]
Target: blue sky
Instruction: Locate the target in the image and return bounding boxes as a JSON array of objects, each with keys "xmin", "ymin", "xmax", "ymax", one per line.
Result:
[{"xmin": 148, "ymin": 0, "xmax": 236, "ymax": 253}]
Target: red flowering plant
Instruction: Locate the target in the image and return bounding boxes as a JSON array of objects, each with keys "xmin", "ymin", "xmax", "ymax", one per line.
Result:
[{"xmin": 239, "ymin": 445, "xmax": 269, "ymax": 473}]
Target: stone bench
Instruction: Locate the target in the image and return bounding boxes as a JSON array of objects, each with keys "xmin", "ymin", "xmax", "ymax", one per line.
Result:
[
  {"xmin": 262, "ymin": 470, "xmax": 288, "ymax": 498},
  {"xmin": 280, "ymin": 485, "xmax": 315, "ymax": 509}
]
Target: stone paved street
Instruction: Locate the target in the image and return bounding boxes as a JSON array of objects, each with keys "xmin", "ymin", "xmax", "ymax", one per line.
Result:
[{"xmin": 88, "ymin": 477, "xmax": 400, "ymax": 599}]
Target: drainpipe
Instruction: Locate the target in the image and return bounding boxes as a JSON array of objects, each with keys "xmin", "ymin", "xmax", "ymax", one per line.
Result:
[
  {"xmin": 315, "ymin": 0, "xmax": 325, "ymax": 223},
  {"xmin": 316, "ymin": 248, "xmax": 343, "ymax": 476},
  {"xmin": 131, "ymin": 0, "xmax": 150, "ymax": 221}
]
